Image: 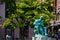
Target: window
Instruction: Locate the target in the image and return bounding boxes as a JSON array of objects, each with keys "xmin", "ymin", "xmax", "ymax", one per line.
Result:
[
  {"xmin": 5, "ymin": 0, "xmax": 16, "ymax": 18},
  {"xmin": 24, "ymin": 26, "xmax": 29, "ymax": 38},
  {"xmin": 24, "ymin": 19, "xmax": 30, "ymax": 38},
  {"xmin": 5, "ymin": 3, "xmax": 9, "ymax": 18}
]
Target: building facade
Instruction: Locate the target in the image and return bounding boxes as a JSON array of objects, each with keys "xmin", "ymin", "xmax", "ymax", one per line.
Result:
[{"xmin": 53, "ymin": 0, "xmax": 60, "ymax": 21}]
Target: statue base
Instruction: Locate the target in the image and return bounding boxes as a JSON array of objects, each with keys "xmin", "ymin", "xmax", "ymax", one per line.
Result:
[
  {"xmin": 32, "ymin": 34, "xmax": 51, "ymax": 40},
  {"xmin": 32, "ymin": 37, "xmax": 51, "ymax": 40}
]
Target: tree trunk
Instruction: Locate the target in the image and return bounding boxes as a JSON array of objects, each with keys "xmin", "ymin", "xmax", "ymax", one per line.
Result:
[{"xmin": 20, "ymin": 28, "xmax": 25, "ymax": 40}]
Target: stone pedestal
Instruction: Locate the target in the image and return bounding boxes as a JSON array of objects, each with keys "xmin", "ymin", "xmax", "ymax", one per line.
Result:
[{"xmin": 32, "ymin": 37, "xmax": 51, "ymax": 40}]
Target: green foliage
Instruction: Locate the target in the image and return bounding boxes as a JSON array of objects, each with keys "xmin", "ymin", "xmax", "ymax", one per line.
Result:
[
  {"xmin": 17, "ymin": 0, "xmax": 55, "ymax": 27},
  {"xmin": 3, "ymin": 0, "xmax": 55, "ymax": 29}
]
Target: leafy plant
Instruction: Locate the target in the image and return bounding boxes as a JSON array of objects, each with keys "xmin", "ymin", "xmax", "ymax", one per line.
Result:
[{"xmin": 3, "ymin": 0, "xmax": 55, "ymax": 28}]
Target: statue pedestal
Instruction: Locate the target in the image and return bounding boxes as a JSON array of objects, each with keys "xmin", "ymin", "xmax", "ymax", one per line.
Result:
[
  {"xmin": 32, "ymin": 37, "xmax": 51, "ymax": 40},
  {"xmin": 32, "ymin": 34, "xmax": 51, "ymax": 40}
]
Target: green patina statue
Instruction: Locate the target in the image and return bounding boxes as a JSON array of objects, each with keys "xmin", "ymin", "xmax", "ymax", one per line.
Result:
[
  {"xmin": 33, "ymin": 16, "xmax": 48, "ymax": 37},
  {"xmin": 32, "ymin": 16, "xmax": 51, "ymax": 40}
]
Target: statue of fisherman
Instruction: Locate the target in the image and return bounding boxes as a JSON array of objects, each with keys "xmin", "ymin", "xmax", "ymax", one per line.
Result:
[
  {"xmin": 34, "ymin": 16, "xmax": 44, "ymax": 35},
  {"xmin": 33, "ymin": 16, "xmax": 51, "ymax": 40}
]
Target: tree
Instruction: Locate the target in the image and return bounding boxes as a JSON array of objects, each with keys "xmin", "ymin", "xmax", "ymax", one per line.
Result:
[
  {"xmin": 3, "ymin": 0, "xmax": 55, "ymax": 40},
  {"xmin": 16, "ymin": 0, "xmax": 55, "ymax": 26}
]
